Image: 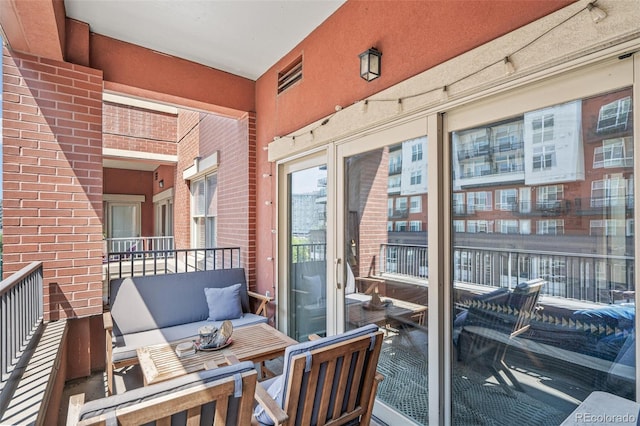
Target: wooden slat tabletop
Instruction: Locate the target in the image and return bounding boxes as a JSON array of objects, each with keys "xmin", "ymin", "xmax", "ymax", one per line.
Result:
[{"xmin": 137, "ymin": 323, "xmax": 297, "ymax": 385}]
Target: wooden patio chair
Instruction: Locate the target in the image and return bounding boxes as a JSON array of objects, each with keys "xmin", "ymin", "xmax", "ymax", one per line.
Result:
[
  {"xmin": 253, "ymin": 324, "xmax": 384, "ymax": 426},
  {"xmin": 456, "ymin": 279, "xmax": 545, "ymax": 396},
  {"xmin": 67, "ymin": 361, "xmax": 259, "ymax": 426}
]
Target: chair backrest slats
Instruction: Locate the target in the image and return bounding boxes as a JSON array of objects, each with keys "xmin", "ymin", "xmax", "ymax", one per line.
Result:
[
  {"xmin": 317, "ymin": 358, "xmax": 338, "ymax": 423},
  {"xmin": 285, "ymin": 331, "xmax": 383, "ymax": 426}
]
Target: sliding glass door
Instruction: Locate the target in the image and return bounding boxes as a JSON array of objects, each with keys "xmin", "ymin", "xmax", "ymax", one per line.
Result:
[
  {"xmin": 336, "ymin": 119, "xmax": 429, "ymax": 424},
  {"xmin": 449, "ymin": 77, "xmax": 636, "ymax": 423},
  {"xmin": 281, "ymin": 156, "xmax": 329, "ymax": 341}
]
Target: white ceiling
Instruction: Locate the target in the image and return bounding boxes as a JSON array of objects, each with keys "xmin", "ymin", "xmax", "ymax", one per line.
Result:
[{"xmin": 64, "ymin": 0, "xmax": 346, "ymax": 81}]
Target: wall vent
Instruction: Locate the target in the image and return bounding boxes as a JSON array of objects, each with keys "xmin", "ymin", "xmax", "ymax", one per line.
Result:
[{"xmin": 277, "ymin": 56, "xmax": 303, "ymax": 94}]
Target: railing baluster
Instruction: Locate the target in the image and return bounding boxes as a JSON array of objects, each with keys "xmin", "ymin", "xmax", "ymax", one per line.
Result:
[{"xmin": 0, "ymin": 262, "xmax": 43, "ymax": 392}]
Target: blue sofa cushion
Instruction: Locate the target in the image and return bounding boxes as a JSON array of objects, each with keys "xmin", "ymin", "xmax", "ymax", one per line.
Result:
[
  {"xmin": 79, "ymin": 361, "xmax": 255, "ymax": 422},
  {"xmin": 205, "ymin": 283, "xmax": 243, "ymax": 321},
  {"xmin": 110, "ymin": 268, "xmax": 250, "ymax": 336},
  {"xmin": 572, "ymin": 304, "xmax": 635, "ymax": 329}
]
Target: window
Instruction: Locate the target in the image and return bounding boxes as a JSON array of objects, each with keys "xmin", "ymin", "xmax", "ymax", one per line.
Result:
[
  {"xmin": 389, "ymin": 151, "xmax": 402, "ymax": 174},
  {"xmin": 467, "ymin": 220, "xmax": 493, "ymax": 233},
  {"xmin": 410, "ymin": 196, "xmax": 422, "ymax": 213},
  {"xmin": 531, "ymin": 114, "xmax": 554, "ymax": 143},
  {"xmin": 453, "ymin": 193, "xmax": 465, "ymax": 215},
  {"xmin": 409, "ymin": 221, "xmax": 422, "ymax": 232},
  {"xmin": 410, "ymin": 170, "xmax": 422, "ymax": 185},
  {"xmin": 597, "ymin": 96, "xmax": 631, "ymax": 133},
  {"xmin": 387, "ymin": 199, "xmax": 394, "ymax": 217},
  {"xmin": 532, "ymin": 145, "xmax": 556, "ymax": 171},
  {"xmin": 537, "ymin": 219, "xmax": 565, "ymax": 235},
  {"xmin": 395, "ymin": 221, "xmax": 407, "ymax": 232},
  {"xmin": 396, "ymin": 197, "xmax": 407, "ymax": 212},
  {"xmin": 537, "ymin": 184, "xmax": 563, "ymax": 209},
  {"xmin": 388, "ymin": 175, "xmax": 401, "ymax": 192},
  {"xmin": 191, "ymin": 174, "xmax": 217, "ymax": 248},
  {"xmin": 593, "ymin": 137, "xmax": 633, "ymax": 168},
  {"xmin": 590, "ymin": 177, "xmax": 626, "ymax": 207},
  {"xmin": 590, "ymin": 219, "xmax": 624, "ymax": 236},
  {"xmin": 496, "ymin": 219, "xmax": 519, "ymax": 234},
  {"xmin": 467, "ymin": 191, "xmax": 492, "ymax": 213},
  {"xmin": 453, "ymin": 220, "xmax": 465, "ymax": 232},
  {"xmin": 495, "ymin": 189, "xmax": 517, "ymax": 211},
  {"xmin": 627, "ymin": 219, "xmax": 634, "ymax": 236},
  {"xmin": 387, "ymin": 221, "xmax": 393, "ymax": 232},
  {"xmin": 411, "ymin": 143, "xmax": 423, "ymax": 162}
]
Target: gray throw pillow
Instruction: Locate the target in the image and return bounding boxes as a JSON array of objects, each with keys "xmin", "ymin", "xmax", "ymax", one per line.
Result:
[{"xmin": 204, "ymin": 283, "xmax": 243, "ymax": 321}]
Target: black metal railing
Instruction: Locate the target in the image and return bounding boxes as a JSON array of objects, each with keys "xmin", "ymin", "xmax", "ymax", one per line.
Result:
[
  {"xmin": 0, "ymin": 262, "xmax": 43, "ymax": 393},
  {"xmin": 106, "ymin": 247, "xmax": 241, "ymax": 279},
  {"xmin": 378, "ymin": 242, "xmax": 634, "ymax": 304},
  {"xmin": 291, "ymin": 243, "xmax": 327, "ymax": 264}
]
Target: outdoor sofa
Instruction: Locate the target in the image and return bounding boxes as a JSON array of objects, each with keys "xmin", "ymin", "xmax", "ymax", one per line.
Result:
[{"xmin": 104, "ymin": 268, "xmax": 272, "ymax": 394}]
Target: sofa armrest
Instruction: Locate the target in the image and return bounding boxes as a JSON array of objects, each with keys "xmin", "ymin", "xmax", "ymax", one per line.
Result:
[
  {"xmin": 103, "ymin": 311, "xmax": 113, "ymax": 331},
  {"xmin": 253, "ymin": 382, "xmax": 289, "ymax": 425},
  {"xmin": 248, "ymin": 291, "xmax": 273, "ymax": 317},
  {"xmin": 103, "ymin": 312, "xmax": 114, "ymax": 395},
  {"xmin": 66, "ymin": 393, "xmax": 85, "ymax": 426}
]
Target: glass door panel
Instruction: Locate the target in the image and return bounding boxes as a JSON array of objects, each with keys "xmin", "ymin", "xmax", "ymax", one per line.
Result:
[
  {"xmin": 288, "ymin": 165, "xmax": 328, "ymax": 341},
  {"xmin": 451, "ymin": 88, "xmax": 635, "ymax": 424},
  {"xmin": 342, "ymin": 137, "xmax": 429, "ymax": 424},
  {"xmin": 108, "ymin": 203, "xmax": 140, "ymax": 252}
]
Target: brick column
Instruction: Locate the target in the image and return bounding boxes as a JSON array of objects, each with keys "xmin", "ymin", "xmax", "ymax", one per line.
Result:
[{"xmin": 2, "ymin": 47, "xmax": 103, "ymax": 321}]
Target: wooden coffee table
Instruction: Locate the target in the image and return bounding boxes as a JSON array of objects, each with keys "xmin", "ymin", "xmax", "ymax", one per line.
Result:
[{"xmin": 136, "ymin": 323, "xmax": 297, "ymax": 385}]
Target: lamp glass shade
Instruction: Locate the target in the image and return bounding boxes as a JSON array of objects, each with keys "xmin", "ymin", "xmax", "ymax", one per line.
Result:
[{"xmin": 359, "ymin": 48, "xmax": 381, "ymax": 81}]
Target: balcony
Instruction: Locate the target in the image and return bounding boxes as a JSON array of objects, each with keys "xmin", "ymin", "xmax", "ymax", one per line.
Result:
[{"xmin": 0, "ymin": 238, "xmax": 635, "ymax": 425}]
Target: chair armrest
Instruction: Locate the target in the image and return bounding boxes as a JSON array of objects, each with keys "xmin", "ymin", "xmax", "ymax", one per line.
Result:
[
  {"xmin": 66, "ymin": 393, "xmax": 85, "ymax": 426},
  {"xmin": 103, "ymin": 312, "xmax": 113, "ymax": 330},
  {"xmin": 254, "ymin": 382, "xmax": 288, "ymax": 425},
  {"xmin": 248, "ymin": 291, "xmax": 273, "ymax": 317}
]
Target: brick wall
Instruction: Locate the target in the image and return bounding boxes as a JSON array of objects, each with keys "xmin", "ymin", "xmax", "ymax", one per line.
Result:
[
  {"xmin": 2, "ymin": 47, "xmax": 103, "ymax": 320},
  {"xmin": 103, "ymin": 101, "xmax": 177, "ymax": 156},
  {"xmin": 199, "ymin": 112, "xmax": 256, "ymax": 287},
  {"xmin": 350, "ymin": 149, "xmax": 389, "ymax": 278},
  {"xmin": 175, "ymin": 110, "xmax": 200, "ymax": 250}
]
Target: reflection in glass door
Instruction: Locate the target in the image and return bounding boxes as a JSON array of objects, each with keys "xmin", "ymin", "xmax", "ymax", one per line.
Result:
[
  {"xmin": 288, "ymin": 165, "xmax": 328, "ymax": 341},
  {"xmin": 451, "ymin": 89, "xmax": 635, "ymax": 424},
  {"xmin": 342, "ymin": 137, "xmax": 429, "ymax": 424}
]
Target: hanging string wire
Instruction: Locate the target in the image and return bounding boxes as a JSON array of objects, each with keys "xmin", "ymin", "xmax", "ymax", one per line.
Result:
[{"xmin": 276, "ymin": 1, "xmax": 601, "ymax": 143}]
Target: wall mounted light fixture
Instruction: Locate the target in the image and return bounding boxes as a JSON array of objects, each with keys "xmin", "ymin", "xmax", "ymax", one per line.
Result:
[{"xmin": 359, "ymin": 47, "xmax": 382, "ymax": 81}]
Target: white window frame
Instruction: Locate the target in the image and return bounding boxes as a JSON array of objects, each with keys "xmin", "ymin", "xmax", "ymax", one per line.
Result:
[
  {"xmin": 410, "ymin": 170, "xmax": 422, "ymax": 185},
  {"xmin": 537, "ymin": 219, "xmax": 565, "ymax": 235},
  {"xmin": 495, "ymin": 188, "xmax": 517, "ymax": 211},
  {"xmin": 410, "ymin": 196, "xmax": 422, "ymax": 213},
  {"xmin": 531, "ymin": 113, "xmax": 554, "ymax": 144},
  {"xmin": 597, "ymin": 96, "xmax": 631, "ymax": 133},
  {"xmin": 409, "ymin": 220, "xmax": 422, "ymax": 232},
  {"xmin": 191, "ymin": 173, "xmax": 218, "ymax": 249},
  {"xmin": 411, "ymin": 143, "xmax": 423, "ymax": 162},
  {"xmin": 590, "ymin": 176, "xmax": 626, "ymax": 208},
  {"xmin": 537, "ymin": 184, "xmax": 564, "ymax": 209},
  {"xmin": 395, "ymin": 221, "xmax": 408, "ymax": 232}
]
